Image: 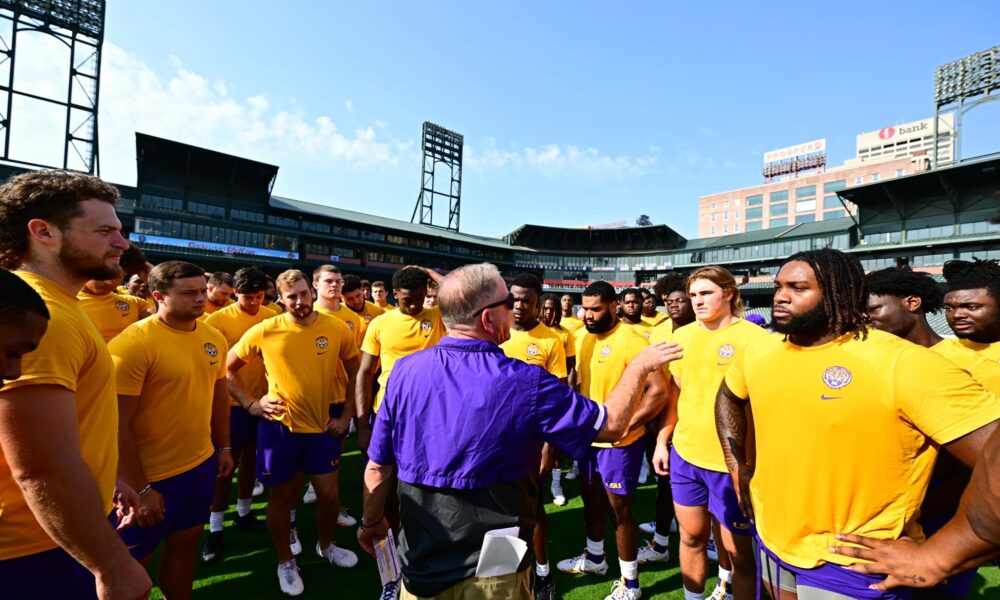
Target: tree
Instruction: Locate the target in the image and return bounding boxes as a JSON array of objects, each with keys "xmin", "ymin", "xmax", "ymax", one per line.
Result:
[{"xmin": 636, "ymin": 214, "xmax": 652, "ymax": 226}]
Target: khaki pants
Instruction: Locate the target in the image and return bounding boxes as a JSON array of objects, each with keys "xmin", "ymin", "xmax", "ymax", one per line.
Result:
[{"xmin": 401, "ymin": 569, "xmax": 532, "ymax": 600}]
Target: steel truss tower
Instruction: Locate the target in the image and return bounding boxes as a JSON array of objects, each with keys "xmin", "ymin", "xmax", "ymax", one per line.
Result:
[{"xmin": 412, "ymin": 121, "xmax": 463, "ymax": 232}]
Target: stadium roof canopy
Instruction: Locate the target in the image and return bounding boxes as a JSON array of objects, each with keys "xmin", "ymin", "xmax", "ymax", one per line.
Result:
[
  {"xmin": 838, "ymin": 154, "xmax": 1000, "ymax": 236},
  {"xmin": 682, "ymin": 217, "xmax": 853, "ymax": 251},
  {"xmin": 507, "ymin": 224, "xmax": 687, "ymax": 254},
  {"xmin": 136, "ymin": 133, "xmax": 279, "ymax": 206}
]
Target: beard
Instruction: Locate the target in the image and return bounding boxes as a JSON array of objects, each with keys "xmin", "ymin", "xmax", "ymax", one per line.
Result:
[
  {"xmin": 59, "ymin": 243, "xmax": 122, "ymax": 282},
  {"xmin": 288, "ymin": 303, "xmax": 313, "ymax": 320},
  {"xmin": 585, "ymin": 310, "xmax": 615, "ymax": 334},
  {"xmin": 772, "ymin": 302, "xmax": 829, "ymax": 336}
]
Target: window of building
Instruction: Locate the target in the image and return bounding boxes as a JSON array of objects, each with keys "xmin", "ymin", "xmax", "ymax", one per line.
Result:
[
  {"xmin": 303, "ymin": 221, "xmax": 331, "ymax": 234},
  {"xmin": 711, "ymin": 203, "xmax": 717, "ymax": 209},
  {"xmin": 267, "ymin": 215, "xmax": 299, "ymax": 228},
  {"xmin": 769, "ymin": 190, "xmax": 788, "ymax": 202},
  {"xmin": 722, "ymin": 224, "xmax": 728, "ymax": 234},
  {"xmin": 823, "ymin": 195, "xmax": 843, "ymax": 210},
  {"xmin": 896, "ymin": 169, "xmax": 904, "ymax": 178},
  {"xmin": 796, "ymin": 214, "xmax": 816, "ymax": 224},
  {"xmin": 734, "ymin": 199, "xmax": 740, "ymax": 206},
  {"xmin": 745, "ymin": 207, "xmax": 763, "ymax": 220},
  {"xmin": 746, "ymin": 194, "xmax": 763, "ymax": 206},
  {"xmin": 723, "ymin": 212, "xmax": 729, "ymax": 221},
  {"xmin": 795, "ymin": 199, "xmax": 816, "ymax": 212},
  {"xmin": 871, "ymin": 173, "xmax": 880, "ymax": 182},
  {"xmin": 188, "ymin": 201, "xmax": 225, "ymax": 218},
  {"xmin": 231, "ymin": 209, "xmax": 264, "ymax": 223},
  {"xmin": 769, "ymin": 218, "xmax": 788, "ymax": 228},
  {"xmin": 710, "ymin": 213, "xmax": 717, "ymax": 222},
  {"xmin": 723, "ymin": 200, "xmax": 729, "ymax": 208},
  {"xmin": 854, "ymin": 176, "xmax": 863, "ymax": 185},
  {"xmin": 734, "ymin": 223, "xmax": 740, "ymax": 233},
  {"xmin": 823, "ymin": 180, "xmax": 846, "ymax": 193},
  {"xmin": 795, "ymin": 185, "xmax": 816, "ymax": 198},
  {"xmin": 710, "ymin": 226, "xmax": 716, "ymax": 235},
  {"xmin": 770, "ymin": 203, "xmax": 788, "ymax": 216},
  {"xmin": 824, "ymin": 209, "xmax": 847, "ymax": 219},
  {"xmin": 745, "ymin": 221, "xmax": 762, "ymax": 232}
]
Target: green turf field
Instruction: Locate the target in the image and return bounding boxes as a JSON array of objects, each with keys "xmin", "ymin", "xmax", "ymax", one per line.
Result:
[{"xmin": 147, "ymin": 437, "xmax": 1000, "ymax": 599}]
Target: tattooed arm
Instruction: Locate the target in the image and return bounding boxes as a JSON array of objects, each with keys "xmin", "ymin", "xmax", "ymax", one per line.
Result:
[{"xmin": 715, "ymin": 379, "xmax": 754, "ymax": 521}]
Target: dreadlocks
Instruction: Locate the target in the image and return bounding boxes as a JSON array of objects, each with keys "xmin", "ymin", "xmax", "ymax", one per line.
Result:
[
  {"xmin": 783, "ymin": 248, "xmax": 869, "ymax": 339},
  {"xmin": 865, "ymin": 268, "xmax": 944, "ymax": 314},
  {"xmin": 943, "ymin": 258, "xmax": 1000, "ymax": 297}
]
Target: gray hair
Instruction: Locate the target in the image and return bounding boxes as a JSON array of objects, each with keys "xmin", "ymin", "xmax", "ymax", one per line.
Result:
[{"xmin": 438, "ymin": 263, "xmax": 505, "ymax": 327}]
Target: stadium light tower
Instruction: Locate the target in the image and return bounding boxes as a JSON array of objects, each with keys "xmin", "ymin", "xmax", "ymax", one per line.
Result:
[
  {"xmin": 932, "ymin": 44, "xmax": 1000, "ymax": 169},
  {"xmin": 412, "ymin": 121, "xmax": 463, "ymax": 232}
]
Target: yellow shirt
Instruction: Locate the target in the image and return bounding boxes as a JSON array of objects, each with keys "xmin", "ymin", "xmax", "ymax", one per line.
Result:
[
  {"xmin": 361, "ymin": 306, "xmax": 446, "ymax": 412},
  {"xmin": 205, "ymin": 303, "xmax": 275, "ymax": 404},
  {"xmin": 109, "ymin": 318, "xmax": 226, "ymax": 482},
  {"xmin": 353, "ymin": 301, "xmax": 385, "ymax": 341},
  {"xmin": 670, "ymin": 319, "xmax": 769, "ymax": 472},
  {"xmin": 561, "ymin": 315, "xmax": 585, "ymax": 333},
  {"xmin": 77, "ymin": 290, "xmax": 153, "ymax": 342},
  {"xmin": 262, "ymin": 302, "xmax": 284, "ymax": 315},
  {"xmin": 931, "ymin": 339, "xmax": 1000, "ymax": 391},
  {"xmin": 501, "ymin": 323, "xmax": 568, "ymax": 379},
  {"xmin": 548, "ymin": 323, "xmax": 577, "ymax": 361},
  {"xmin": 724, "ymin": 328, "xmax": 1000, "ymax": 569},
  {"xmin": 624, "ymin": 319, "xmax": 654, "ymax": 341},
  {"xmin": 954, "ymin": 338, "xmax": 1000, "ymax": 363},
  {"xmin": 575, "ymin": 322, "xmax": 649, "ymax": 447},
  {"xmin": 203, "ymin": 297, "xmax": 234, "ymax": 315},
  {"xmin": 376, "ymin": 302, "xmax": 395, "ymax": 312},
  {"xmin": 642, "ymin": 313, "xmax": 669, "ymax": 327},
  {"xmin": 315, "ymin": 302, "xmax": 363, "ymax": 347},
  {"xmin": 649, "ymin": 319, "xmax": 674, "ymax": 344},
  {"xmin": 233, "ymin": 313, "xmax": 359, "ymax": 433},
  {"xmin": 0, "ymin": 272, "xmax": 118, "ymax": 560}
]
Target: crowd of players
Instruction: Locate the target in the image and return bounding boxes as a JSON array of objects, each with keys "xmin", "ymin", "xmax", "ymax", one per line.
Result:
[{"xmin": 0, "ymin": 170, "xmax": 999, "ymax": 600}]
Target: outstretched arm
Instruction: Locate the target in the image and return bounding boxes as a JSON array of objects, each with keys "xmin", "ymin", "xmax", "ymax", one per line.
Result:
[{"xmin": 715, "ymin": 380, "xmax": 754, "ymax": 520}]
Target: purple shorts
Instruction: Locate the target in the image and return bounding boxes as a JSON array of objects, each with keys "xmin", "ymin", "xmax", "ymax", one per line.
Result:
[
  {"xmin": 919, "ymin": 514, "xmax": 976, "ymax": 597},
  {"xmin": 256, "ymin": 418, "xmax": 342, "ymax": 486},
  {"xmin": 759, "ymin": 538, "xmax": 912, "ymax": 599},
  {"xmin": 230, "ymin": 404, "xmax": 259, "ymax": 454},
  {"xmin": 119, "ymin": 456, "xmax": 216, "ymax": 559},
  {"xmin": 0, "ymin": 546, "xmax": 97, "ymax": 598},
  {"xmin": 669, "ymin": 446, "xmax": 751, "ymax": 535},
  {"xmin": 580, "ymin": 438, "xmax": 646, "ymax": 496}
]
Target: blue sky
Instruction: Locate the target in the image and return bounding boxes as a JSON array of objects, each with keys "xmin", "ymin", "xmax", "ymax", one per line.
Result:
[{"xmin": 64, "ymin": 2, "xmax": 1000, "ymax": 238}]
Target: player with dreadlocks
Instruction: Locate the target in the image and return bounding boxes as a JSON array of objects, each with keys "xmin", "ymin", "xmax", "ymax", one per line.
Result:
[
  {"xmin": 942, "ymin": 258, "xmax": 1000, "ymax": 362},
  {"xmin": 715, "ymin": 249, "xmax": 1000, "ymax": 600},
  {"xmin": 866, "ymin": 267, "xmax": 1000, "ymax": 599}
]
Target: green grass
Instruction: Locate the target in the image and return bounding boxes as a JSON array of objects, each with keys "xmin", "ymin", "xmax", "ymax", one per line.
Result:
[{"xmin": 146, "ymin": 437, "xmax": 1000, "ymax": 599}]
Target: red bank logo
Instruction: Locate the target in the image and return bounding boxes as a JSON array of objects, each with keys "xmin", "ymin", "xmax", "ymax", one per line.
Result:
[{"xmin": 878, "ymin": 126, "xmax": 895, "ymax": 140}]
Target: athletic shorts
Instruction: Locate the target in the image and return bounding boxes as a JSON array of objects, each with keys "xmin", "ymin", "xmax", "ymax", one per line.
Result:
[
  {"xmin": 670, "ymin": 446, "xmax": 751, "ymax": 535},
  {"xmin": 256, "ymin": 419, "xmax": 342, "ymax": 486},
  {"xmin": 119, "ymin": 456, "xmax": 216, "ymax": 559},
  {"xmin": 919, "ymin": 514, "xmax": 976, "ymax": 597},
  {"xmin": 230, "ymin": 404, "xmax": 259, "ymax": 454},
  {"xmin": 580, "ymin": 438, "xmax": 646, "ymax": 496},
  {"xmin": 759, "ymin": 540, "xmax": 912, "ymax": 600},
  {"xmin": 0, "ymin": 546, "xmax": 97, "ymax": 599}
]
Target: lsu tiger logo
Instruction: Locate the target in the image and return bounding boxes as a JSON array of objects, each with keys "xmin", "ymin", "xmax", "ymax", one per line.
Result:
[
  {"xmin": 203, "ymin": 343, "xmax": 219, "ymax": 358},
  {"xmin": 822, "ymin": 366, "xmax": 852, "ymax": 390},
  {"xmin": 421, "ymin": 319, "xmax": 432, "ymax": 336},
  {"xmin": 600, "ymin": 344, "xmax": 612, "ymax": 358},
  {"xmin": 718, "ymin": 344, "xmax": 736, "ymax": 359},
  {"xmin": 526, "ymin": 343, "xmax": 540, "ymax": 357},
  {"xmin": 316, "ymin": 336, "xmax": 330, "ymax": 350}
]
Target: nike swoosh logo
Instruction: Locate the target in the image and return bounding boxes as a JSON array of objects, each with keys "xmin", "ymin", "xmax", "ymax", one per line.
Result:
[
  {"xmin": 317, "ymin": 351, "xmax": 327, "ymax": 355},
  {"xmin": 717, "ymin": 362, "xmax": 730, "ymax": 367},
  {"xmin": 820, "ymin": 394, "xmax": 841, "ymax": 400},
  {"xmin": 209, "ymin": 361, "xmax": 218, "ymax": 365}
]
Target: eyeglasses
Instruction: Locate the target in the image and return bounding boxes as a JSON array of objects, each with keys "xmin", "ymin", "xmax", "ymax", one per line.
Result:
[{"xmin": 472, "ymin": 292, "xmax": 514, "ymax": 317}]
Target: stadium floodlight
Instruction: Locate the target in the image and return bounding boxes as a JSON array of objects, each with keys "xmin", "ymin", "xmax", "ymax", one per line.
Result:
[
  {"xmin": 412, "ymin": 122, "xmax": 464, "ymax": 232},
  {"xmin": 932, "ymin": 44, "xmax": 1000, "ymax": 168},
  {"xmin": 0, "ymin": 0, "xmax": 105, "ymax": 173}
]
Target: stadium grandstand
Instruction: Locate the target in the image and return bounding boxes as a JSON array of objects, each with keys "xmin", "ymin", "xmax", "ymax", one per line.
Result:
[{"xmin": 2, "ymin": 132, "xmax": 997, "ymax": 337}]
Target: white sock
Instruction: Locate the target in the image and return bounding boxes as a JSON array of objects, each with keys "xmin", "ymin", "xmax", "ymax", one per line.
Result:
[
  {"xmin": 551, "ymin": 469, "xmax": 561, "ymax": 483},
  {"xmin": 684, "ymin": 589, "xmax": 705, "ymax": 600},
  {"xmin": 535, "ymin": 562, "xmax": 550, "ymax": 577},
  {"xmin": 209, "ymin": 511, "xmax": 224, "ymax": 533},
  {"xmin": 653, "ymin": 532, "xmax": 670, "ymax": 547},
  {"xmin": 289, "ymin": 508, "xmax": 296, "ymax": 524},
  {"xmin": 719, "ymin": 566, "xmax": 732, "ymax": 583},
  {"xmin": 236, "ymin": 498, "xmax": 251, "ymax": 517},
  {"xmin": 586, "ymin": 537, "xmax": 604, "ymax": 557},
  {"xmin": 619, "ymin": 558, "xmax": 638, "ymax": 581}
]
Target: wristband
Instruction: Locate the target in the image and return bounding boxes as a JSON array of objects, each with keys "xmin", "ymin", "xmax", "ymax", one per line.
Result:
[
  {"xmin": 137, "ymin": 484, "xmax": 152, "ymax": 497},
  {"xmin": 360, "ymin": 517, "xmax": 384, "ymax": 530},
  {"xmin": 217, "ymin": 446, "xmax": 232, "ymax": 454}
]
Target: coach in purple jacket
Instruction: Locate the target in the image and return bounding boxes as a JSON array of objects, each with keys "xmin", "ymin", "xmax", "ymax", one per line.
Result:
[{"xmin": 358, "ymin": 263, "xmax": 681, "ymax": 599}]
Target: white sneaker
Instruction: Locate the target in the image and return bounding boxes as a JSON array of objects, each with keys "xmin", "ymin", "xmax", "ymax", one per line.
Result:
[
  {"xmin": 337, "ymin": 507, "xmax": 357, "ymax": 527},
  {"xmin": 638, "ymin": 458, "xmax": 649, "ymax": 485},
  {"xmin": 706, "ymin": 536, "xmax": 718, "ymax": 562},
  {"xmin": 565, "ymin": 461, "xmax": 579, "ymax": 480},
  {"xmin": 709, "ymin": 579, "xmax": 733, "ymax": 600},
  {"xmin": 253, "ymin": 479, "xmax": 264, "ymax": 497},
  {"xmin": 637, "ymin": 541, "xmax": 670, "ymax": 564},
  {"xmin": 605, "ymin": 577, "xmax": 642, "ymax": 600},
  {"xmin": 638, "ymin": 518, "xmax": 678, "ymax": 535},
  {"xmin": 380, "ymin": 578, "xmax": 401, "ymax": 600},
  {"xmin": 551, "ymin": 479, "xmax": 567, "ymax": 506},
  {"xmin": 289, "ymin": 527, "xmax": 303, "ymax": 556},
  {"xmin": 302, "ymin": 483, "xmax": 317, "ymax": 505},
  {"xmin": 556, "ymin": 551, "xmax": 609, "ymax": 575},
  {"xmin": 316, "ymin": 541, "xmax": 359, "ymax": 568},
  {"xmin": 277, "ymin": 560, "xmax": 304, "ymax": 596}
]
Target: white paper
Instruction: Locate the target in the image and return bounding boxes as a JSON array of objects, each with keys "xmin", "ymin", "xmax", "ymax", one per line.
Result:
[
  {"xmin": 373, "ymin": 529, "xmax": 402, "ymax": 585},
  {"xmin": 475, "ymin": 527, "xmax": 528, "ymax": 578}
]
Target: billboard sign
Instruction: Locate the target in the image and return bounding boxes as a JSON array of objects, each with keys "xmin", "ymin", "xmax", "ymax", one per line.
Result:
[
  {"xmin": 856, "ymin": 114, "xmax": 954, "ymax": 150},
  {"xmin": 763, "ymin": 139, "xmax": 826, "ymax": 164},
  {"xmin": 130, "ymin": 233, "xmax": 297, "ymax": 260}
]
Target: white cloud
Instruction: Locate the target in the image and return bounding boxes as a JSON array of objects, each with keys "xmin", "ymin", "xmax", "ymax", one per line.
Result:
[
  {"xmin": 466, "ymin": 138, "xmax": 658, "ymax": 179},
  {"xmin": 345, "ymin": 99, "xmax": 353, "ymax": 112}
]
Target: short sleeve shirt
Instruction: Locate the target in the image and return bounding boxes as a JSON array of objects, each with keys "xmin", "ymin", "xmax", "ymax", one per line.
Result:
[
  {"xmin": 501, "ymin": 323, "xmax": 567, "ymax": 379},
  {"xmin": 77, "ymin": 290, "xmax": 153, "ymax": 342},
  {"xmin": 361, "ymin": 306, "xmax": 446, "ymax": 412}
]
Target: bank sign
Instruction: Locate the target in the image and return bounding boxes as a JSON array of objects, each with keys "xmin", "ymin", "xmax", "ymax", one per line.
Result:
[
  {"xmin": 763, "ymin": 139, "xmax": 826, "ymax": 164},
  {"xmin": 857, "ymin": 114, "xmax": 954, "ymax": 149}
]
